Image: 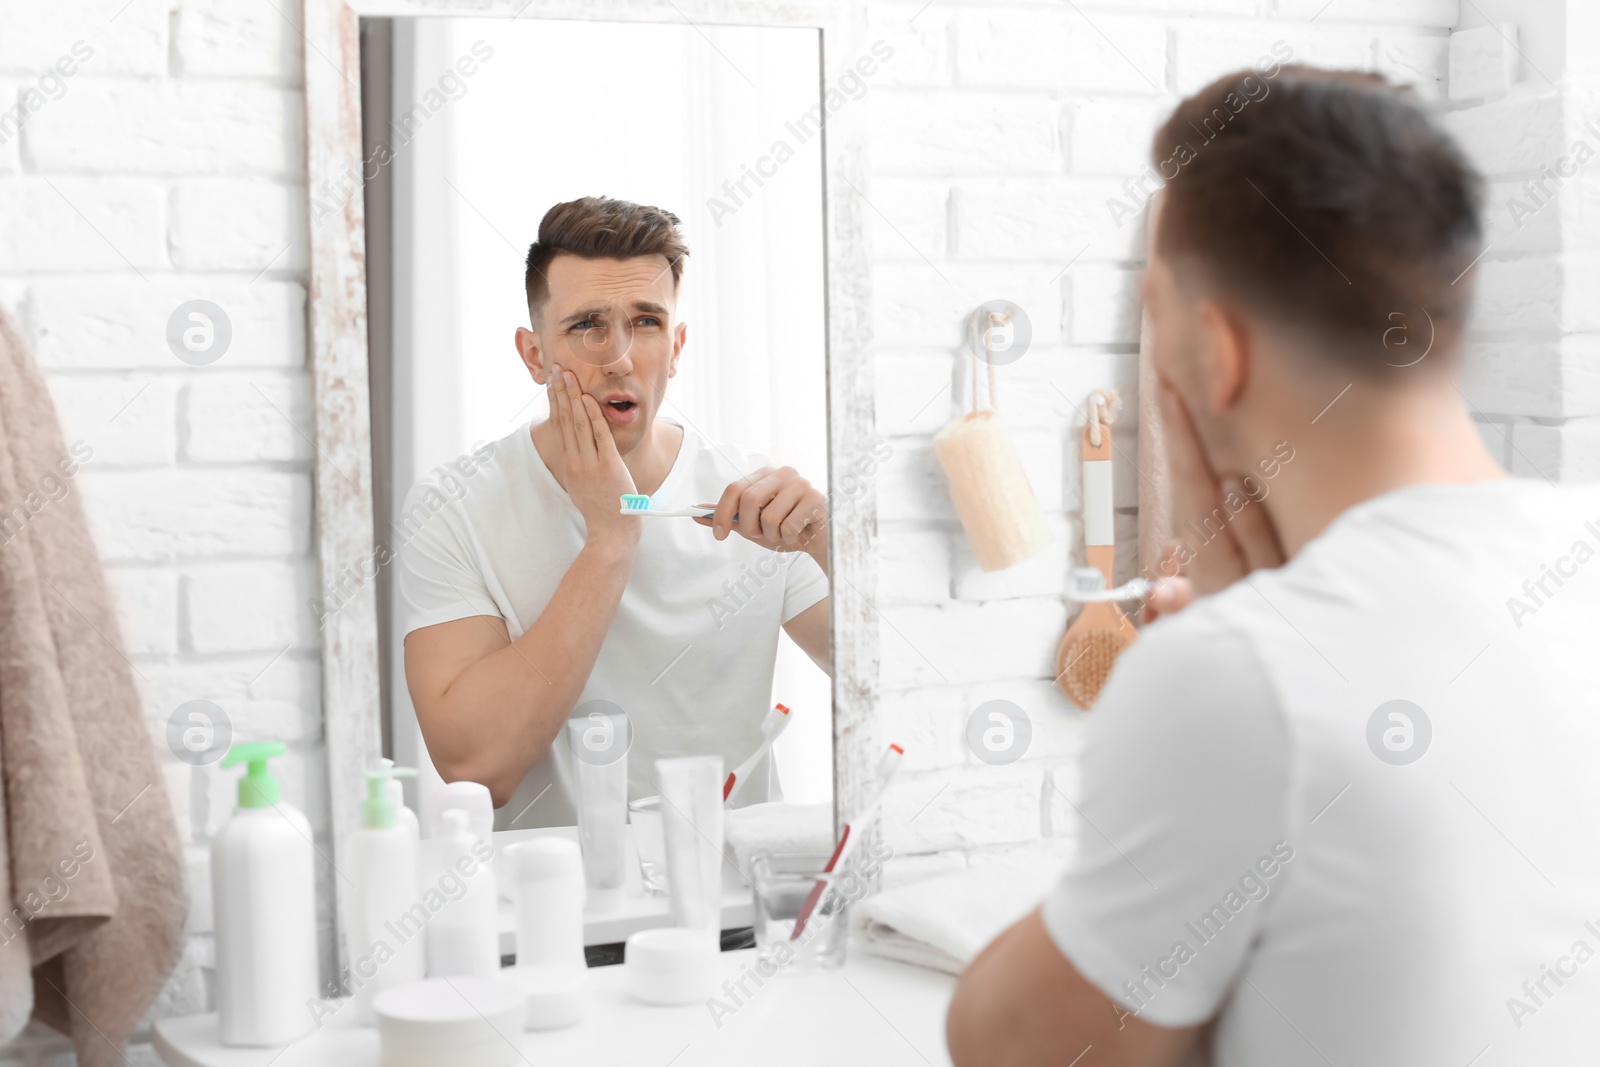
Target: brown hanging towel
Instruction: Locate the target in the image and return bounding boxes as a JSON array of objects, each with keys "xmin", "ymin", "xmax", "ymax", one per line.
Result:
[{"xmin": 0, "ymin": 308, "xmax": 186, "ymax": 1065}]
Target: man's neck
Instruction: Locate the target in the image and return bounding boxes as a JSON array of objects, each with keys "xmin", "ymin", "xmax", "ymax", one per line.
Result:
[
  {"xmin": 620, "ymin": 419, "xmax": 683, "ymax": 496},
  {"xmin": 1254, "ymin": 380, "xmax": 1507, "ymax": 557},
  {"xmin": 531, "ymin": 416, "xmax": 684, "ymax": 497}
]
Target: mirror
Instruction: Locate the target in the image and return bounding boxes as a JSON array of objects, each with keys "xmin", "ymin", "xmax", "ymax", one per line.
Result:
[{"xmin": 361, "ymin": 16, "xmax": 834, "ymax": 839}]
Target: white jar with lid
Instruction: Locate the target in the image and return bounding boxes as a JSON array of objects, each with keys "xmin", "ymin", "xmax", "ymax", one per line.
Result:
[{"xmin": 624, "ymin": 927, "xmax": 719, "ymax": 1005}]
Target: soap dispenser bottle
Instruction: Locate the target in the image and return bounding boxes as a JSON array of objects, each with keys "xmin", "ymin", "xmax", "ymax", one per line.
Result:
[
  {"xmin": 376, "ymin": 757, "xmax": 421, "ymax": 843},
  {"xmin": 212, "ymin": 742, "xmax": 318, "ymax": 1047},
  {"xmin": 349, "ymin": 763, "xmax": 425, "ymax": 1024}
]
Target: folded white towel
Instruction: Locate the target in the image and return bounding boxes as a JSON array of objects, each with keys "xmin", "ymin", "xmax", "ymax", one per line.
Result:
[
  {"xmin": 850, "ymin": 863, "xmax": 1061, "ymax": 976},
  {"xmin": 723, "ymin": 801, "xmax": 834, "ymax": 880}
]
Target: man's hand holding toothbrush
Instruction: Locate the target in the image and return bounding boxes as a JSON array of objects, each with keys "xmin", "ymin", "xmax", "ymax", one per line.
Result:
[{"xmin": 695, "ymin": 465, "xmax": 830, "ymax": 576}]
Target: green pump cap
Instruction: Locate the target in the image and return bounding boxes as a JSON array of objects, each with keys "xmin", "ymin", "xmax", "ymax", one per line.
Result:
[
  {"xmin": 361, "ymin": 762, "xmax": 417, "ymax": 829},
  {"xmin": 221, "ymin": 742, "xmax": 287, "ymax": 808}
]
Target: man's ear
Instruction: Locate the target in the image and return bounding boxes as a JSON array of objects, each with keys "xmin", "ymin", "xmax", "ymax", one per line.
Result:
[
  {"xmin": 516, "ymin": 326, "xmax": 547, "ymax": 384},
  {"xmin": 669, "ymin": 321, "xmax": 686, "ymax": 378},
  {"xmin": 1194, "ymin": 300, "xmax": 1250, "ymax": 414}
]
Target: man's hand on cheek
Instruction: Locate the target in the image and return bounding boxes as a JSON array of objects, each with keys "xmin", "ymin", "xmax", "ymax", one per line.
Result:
[
  {"xmin": 1154, "ymin": 380, "xmax": 1284, "ymax": 608},
  {"xmin": 696, "ymin": 465, "xmax": 829, "ymax": 571},
  {"xmin": 547, "ymin": 366, "xmax": 639, "ymax": 548}
]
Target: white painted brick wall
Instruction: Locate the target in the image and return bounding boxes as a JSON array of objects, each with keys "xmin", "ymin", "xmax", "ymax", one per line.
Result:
[
  {"xmin": 0, "ymin": 178, "xmax": 167, "ymax": 272},
  {"xmin": 0, "ymin": 2, "xmax": 322, "ymax": 1059},
  {"xmin": 169, "ymin": 179, "xmax": 309, "ymax": 273},
  {"xmin": 4, "ymin": 0, "xmax": 1592, "ymax": 1060},
  {"xmin": 29, "ymin": 279, "xmax": 307, "ymax": 370},
  {"xmin": 183, "ymin": 374, "xmax": 315, "ymax": 463}
]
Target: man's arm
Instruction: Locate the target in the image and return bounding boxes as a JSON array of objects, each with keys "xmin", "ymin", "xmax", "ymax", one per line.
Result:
[
  {"xmin": 948, "ymin": 909, "xmax": 1200, "ymax": 1067},
  {"xmin": 782, "ymin": 598, "xmax": 830, "ymax": 671},
  {"xmin": 700, "ymin": 462, "xmax": 833, "ymax": 672},
  {"xmin": 403, "ymin": 534, "xmax": 633, "ymax": 806},
  {"xmin": 404, "ymin": 367, "xmax": 639, "ymax": 807},
  {"xmin": 946, "ymin": 609, "xmax": 1292, "ymax": 1067}
]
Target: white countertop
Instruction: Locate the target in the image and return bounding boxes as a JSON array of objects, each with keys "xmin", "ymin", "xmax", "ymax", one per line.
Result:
[
  {"xmin": 153, "ymin": 948, "xmax": 956, "ymax": 1067},
  {"xmin": 492, "ymin": 826, "xmax": 754, "ymax": 951}
]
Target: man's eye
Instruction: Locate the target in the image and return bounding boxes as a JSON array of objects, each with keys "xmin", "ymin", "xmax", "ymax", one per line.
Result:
[
  {"xmin": 572, "ymin": 319, "xmax": 598, "ymax": 331},
  {"xmin": 636, "ymin": 317, "xmax": 661, "ymax": 327}
]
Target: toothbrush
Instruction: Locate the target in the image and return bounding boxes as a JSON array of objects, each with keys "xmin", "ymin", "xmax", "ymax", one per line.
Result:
[
  {"xmin": 790, "ymin": 743, "xmax": 904, "ymax": 940},
  {"xmin": 724, "ymin": 704, "xmax": 792, "ymax": 804},
  {"xmin": 618, "ymin": 494, "xmax": 735, "ymax": 520}
]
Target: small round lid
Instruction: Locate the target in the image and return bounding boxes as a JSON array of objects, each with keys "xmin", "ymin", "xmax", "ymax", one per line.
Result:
[
  {"xmin": 372, "ymin": 976, "xmax": 521, "ymax": 1024},
  {"xmin": 624, "ymin": 927, "xmax": 717, "ymax": 970},
  {"xmin": 504, "ymin": 837, "xmax": 581, "ymax": 881}
]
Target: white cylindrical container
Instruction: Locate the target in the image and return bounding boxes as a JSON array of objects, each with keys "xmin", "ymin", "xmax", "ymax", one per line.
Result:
[
  {"xmin": 568, "ymin": 713, "xmax": 629, "ymax": 912},
  {"xmin": 212, "ymin": 742, "xmax": 319, "ymax": 1047},
  {"xmin": 425, "ymin": 809, "xmax": 501, "ymax": 978},
  {"xmin": 504, "ymin": 838, "xmax": 585, "ymax": 969},
  {"xmin": 657, "ymin": 755, "xmax": 724, "ymax": 935},
  {"xmin": 349, "ymin": 766, "xmax": 426, "ymax": 1025},
  {"xmin": 505, "ymin": 964, "xmax": 591, "ymax": 1031}
]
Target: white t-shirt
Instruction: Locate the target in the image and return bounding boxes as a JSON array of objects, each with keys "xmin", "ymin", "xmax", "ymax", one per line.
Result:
[
  {"xmin": 1044, "ymin": 478, "xmax": 1600, "ymax": 1064},
  {"xmin": 395, "ymin": 421, "xmax": 828, "ymax": 829}
]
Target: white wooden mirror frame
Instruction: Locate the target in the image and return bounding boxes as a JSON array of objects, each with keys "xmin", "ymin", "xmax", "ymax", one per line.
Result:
[{"xmin": 302, "ymin": 0, "xmax": 878, "ymax": 971}]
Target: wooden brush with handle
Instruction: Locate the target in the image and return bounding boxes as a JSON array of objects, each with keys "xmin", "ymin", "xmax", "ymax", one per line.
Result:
[{"xmin": 1055, "ymin": 392, "xmax": 1138, "ymax": 708}]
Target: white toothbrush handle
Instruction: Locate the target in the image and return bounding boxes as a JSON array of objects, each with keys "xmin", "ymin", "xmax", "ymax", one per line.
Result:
[
  {"xmin": 724, "ymin": 711, "xmax": 792, "ymax": 805},
  {"xmin": 616, "ymin": 506, "xmax": 716, "ymax": 518},
  {"xmin": 724, "ymin": 740, "xmax": 774, "ymax": 805}
]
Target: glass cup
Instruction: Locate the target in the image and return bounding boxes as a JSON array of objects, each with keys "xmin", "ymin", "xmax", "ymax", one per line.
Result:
[
  {"xmin": 628, "ymin": 796, "xmax": 668, "ymax": 897},
  {"xmin": 749, "ymin": 852, "xmax": 850, "ymax": 972}
]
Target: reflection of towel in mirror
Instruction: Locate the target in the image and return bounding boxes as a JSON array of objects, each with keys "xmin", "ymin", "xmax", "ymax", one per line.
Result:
[
  {"xmin": 0, "ymin": 310, "xmax": 186, "ymax": 1065},
  {"xmin": 723, "ymin": 802, "xmax": 834, "ymax": 880},
  {"xmin": 851, "ymin": 863, "xmax": 1062, "ymax": 976}
]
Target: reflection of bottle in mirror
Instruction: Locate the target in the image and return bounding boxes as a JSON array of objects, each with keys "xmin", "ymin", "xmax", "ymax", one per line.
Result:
[
  {"xmin": 349, "ymin": 764, "xmax": 424, "ymax": 1024},
  {"xmin": 422, "ymin": 779, "xmax": 493, "ymax": 841},
  {"xmin": 568, "ymin": 715, "xmax": 629, "ymax": 912},
  {"xmin": 378, "ymin": 757, "xmax": 421, "ymax": 843},
  {"xmin": 425, "ymin": 810, "xmax": 501, "ymax": 978},
  {"xmin": 212, "ymin": 743, "xmax": 318, "ymax": 1047}
]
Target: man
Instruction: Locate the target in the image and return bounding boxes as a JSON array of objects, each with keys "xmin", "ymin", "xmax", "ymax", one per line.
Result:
[
  {"xmin": 948, "ymin": 68, "xmax": 1600, "ymax": 1064},
  {"xmin": 397, "ymin": 197, "xmax": 830, "ymax": 827}
]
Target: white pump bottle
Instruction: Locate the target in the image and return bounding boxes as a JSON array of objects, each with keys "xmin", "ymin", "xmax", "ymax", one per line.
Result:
[
  {"xmin": 212, "ymin": 742, "xmax": 318, "ymax": 1047},
  {"xmin": 348, "ymin": 763, "xmax": 426, "ymax": 1024}
]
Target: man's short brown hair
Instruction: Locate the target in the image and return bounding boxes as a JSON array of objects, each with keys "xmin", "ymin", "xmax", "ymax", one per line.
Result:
[
  {"xmin": 524, "ymin": 197, "xmax": 690, "ymax": 323},
  {"xmin": 1152, "ymin": 66, "xmax": 1484, "ymax": 369}
]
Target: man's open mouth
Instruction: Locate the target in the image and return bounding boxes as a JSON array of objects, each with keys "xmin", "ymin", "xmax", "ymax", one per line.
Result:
[{"xmin": 600, "ymin": 396, "xmax": 641, "ymax": 425}]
